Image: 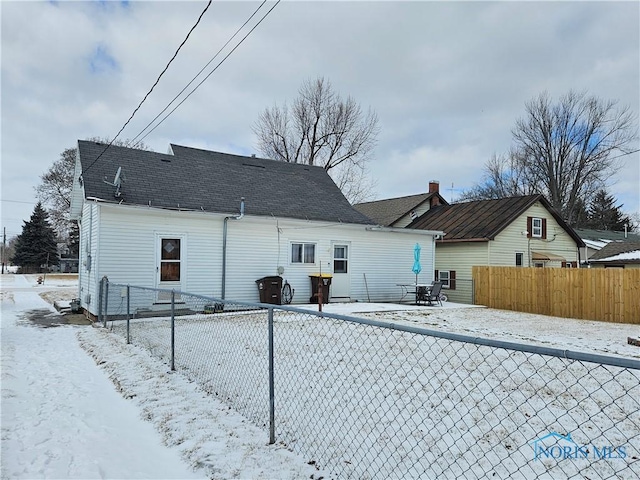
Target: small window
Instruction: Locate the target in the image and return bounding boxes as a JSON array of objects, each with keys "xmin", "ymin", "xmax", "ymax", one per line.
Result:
[
  {"xmin": 531, "ymin": 218, "xmax": 543, "ymax": 238},
  {"xmin": 291, "ymin": 242, "xmax": 316, "ymax": 264},
  {"xmin": 439, "ymin": 271, "xmax": 450, "ymax": 288},
  {"xmin": 516, "ymin": 252, "xmax": 524, "ymax": 267}
]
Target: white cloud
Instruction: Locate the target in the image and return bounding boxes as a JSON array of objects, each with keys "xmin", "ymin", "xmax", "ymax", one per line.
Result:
[{"xmin": 1, "ymin": 0, "xmax": 638, "ymax": 239}]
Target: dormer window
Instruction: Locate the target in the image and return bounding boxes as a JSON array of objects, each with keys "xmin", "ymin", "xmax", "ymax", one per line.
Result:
[
  {"xmin": 527, "ymin": 217, "xmax": 547, "ymax": 239},
  {"xmin": 532, "ymin": 218, "xmax": 543, "ymax": 238}
]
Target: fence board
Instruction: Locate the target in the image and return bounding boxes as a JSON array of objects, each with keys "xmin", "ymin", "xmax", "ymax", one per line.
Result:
[{"xmin": 473, "ymin": 266, "xmax": 640, "ymax": 324}]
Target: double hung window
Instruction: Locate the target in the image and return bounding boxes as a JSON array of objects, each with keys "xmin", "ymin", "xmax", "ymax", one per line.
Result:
[{"xmin": 291, "ymin": 243, "xmax": 316, "ymax": 264}]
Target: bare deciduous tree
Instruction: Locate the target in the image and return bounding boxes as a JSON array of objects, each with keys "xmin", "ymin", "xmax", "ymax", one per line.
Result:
[
  {"xmin": 457, "ymin": 151, "xmax": 536, "ymax": 201},
  {"xmin": 331, "ymin": 161, "xmax": 378, "ymax": 206},
  {"xmin": 513, "ymin": 90, "xmax": 637, "ymax": 224},
  {"xmin": 36, "ymin": 137, "xmax": 148, "ymax": 243},
  {"xmin": 461, "ymin": 91, "xmax": 638, "ymax": 224},
  {"xmin": 253, "ymin": 77, "xmax": 379, "ymax": 203}
]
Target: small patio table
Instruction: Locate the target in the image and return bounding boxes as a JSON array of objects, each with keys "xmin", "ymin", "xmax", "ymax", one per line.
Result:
[{"xmin": 396, "ymin": 283, "xmax": 432, "ymax": 305}]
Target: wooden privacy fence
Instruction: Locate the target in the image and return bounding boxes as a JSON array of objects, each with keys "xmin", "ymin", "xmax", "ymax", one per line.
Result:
[{"xmin": 473, "ymin": 266, "xmax": 640, "ymax": 324}]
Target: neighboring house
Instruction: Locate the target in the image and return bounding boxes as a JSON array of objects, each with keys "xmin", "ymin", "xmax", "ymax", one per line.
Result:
[
  {"xmin": 588, "ymin": 241, "xmax": 640, "ymax": 268},
  {"xmin": 574, "ymin": 228, "xmax": 640, "ymax": 262},
  {"xmin": 354, "ymin": 181, "xmax": 449, "ymax": 227},
  {"xmin": 405, "ymin": 191, "xmax": 585, "ymax": 299},
  {"xmin": 59, "ymin": 257, "xmax": 79, "ymax": 273},
  {"xmin": 70, "ymin": 140, "xmax": 442, "ymax": 316}
]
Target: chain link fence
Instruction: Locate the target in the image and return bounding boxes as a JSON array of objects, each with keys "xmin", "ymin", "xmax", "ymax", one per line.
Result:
[
  {"xmin": 436, "ymin": 277, "xmax": 475, "ymax": 305},
  {"xmin": 99, "ymin": 278, "xmax": 640, "ymax": 479}
]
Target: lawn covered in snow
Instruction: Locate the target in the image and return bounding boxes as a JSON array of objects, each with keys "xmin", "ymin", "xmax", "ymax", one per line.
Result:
[
  {"xmin": 0, "ymin": 274, "xmax": 322, "ymax": 479},
  {"xmin": 104, "ymin": 296, "xmax": 640, "ymax": 479},
  {"xmin": 2, "ymin": 273, "xmax": 639, "ymax": 479}
]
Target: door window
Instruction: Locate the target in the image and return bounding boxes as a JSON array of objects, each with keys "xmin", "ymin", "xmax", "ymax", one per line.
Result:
[
  {"xmin": 333, "ymin": 245, "xmax": 348, "ymax": 274},
  {"xmin": 160, "ymin": 238, "xmax": 181, "ymax": 281}
]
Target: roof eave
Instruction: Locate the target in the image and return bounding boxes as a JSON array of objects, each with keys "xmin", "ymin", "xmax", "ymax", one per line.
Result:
[{"xmin": 437, "ymin": 237, "xmax": 491, "ymax": 243}]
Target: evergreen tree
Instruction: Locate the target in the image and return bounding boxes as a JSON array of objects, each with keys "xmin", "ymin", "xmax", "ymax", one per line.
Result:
[
  {"xmin": 569, "ymin": 197, "xmax": 590, "ymax": 228},
  {"xmin": 586, "ymin": 190, "xmax": 632, "ymax": 231},
  {"xmin": 11, "ymin": 203, "xmax": 59, "ymax": 273}
]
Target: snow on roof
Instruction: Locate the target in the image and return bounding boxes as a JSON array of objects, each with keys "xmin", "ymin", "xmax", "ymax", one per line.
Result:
[
  {"xmin": 592, "ymin": 250, "xmax": 640, "ymax": 262},
  {"xmin": 583, "ymin": 239, "xmax": 610, "ymax": 250}
]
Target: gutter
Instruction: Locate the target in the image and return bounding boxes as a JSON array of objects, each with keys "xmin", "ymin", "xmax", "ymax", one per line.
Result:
[
  {"xmin": 366, "ymin": 225, "xmax": 444, "ymax": 237},
  {"xmin": 221, "ymin": 198, "xmax": 245, "ymax": 300}
]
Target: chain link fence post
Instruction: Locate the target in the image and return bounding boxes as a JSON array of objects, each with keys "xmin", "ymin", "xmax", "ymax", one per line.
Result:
[
  {"xmin": 170, "ymin": 289, "xmax": 175, "ymax": 372},
  {"xmin": 126, "ymin": 285, "xmax": 131, "ymax": 344},
  {"xmin": 471, "ymin": 278, "xmax": 475, "ymax": 304},
  {"xmin": 103, "ymin": 278, "xmax": 109, "ymax": 328},
  {"xmin": 268, "ymin": 306, "xmax": 275, "ymax": 444},
  {"xmin": 97, "ymin": 276, "xmax": 104, "ymax": 326}
]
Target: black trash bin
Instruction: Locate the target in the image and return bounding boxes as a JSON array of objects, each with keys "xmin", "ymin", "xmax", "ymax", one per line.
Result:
[
  {"xmin": 256, "ymin": 276, "xmax": 283, "ymax": 305},
  {"xmin": 309, "ymin": 274, "xmax": 332, "ymax": 304}
]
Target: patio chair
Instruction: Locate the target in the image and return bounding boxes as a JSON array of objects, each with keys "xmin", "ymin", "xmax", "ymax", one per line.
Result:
[
  {"xmin": 425, "ymin": 281, "xmax": 443, "ymax": 306},
  {"xmin": 416, "ymin": 285, "xmax": 429, "ymax": 305}
]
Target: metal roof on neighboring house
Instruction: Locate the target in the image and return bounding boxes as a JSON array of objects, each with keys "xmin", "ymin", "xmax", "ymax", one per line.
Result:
[
  {"xmin": 76, "ymin": 140, "xmax": 374, "ymax": 225},
  {"xmin": 407, "ymin": 194, "xmax": 585, "ymax": 247}
]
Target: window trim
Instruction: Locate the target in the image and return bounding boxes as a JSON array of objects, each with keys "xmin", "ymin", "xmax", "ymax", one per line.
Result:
[
  {"xmin": 527, "ymin": 216, "xmax": 547, "ymax": 239},
  {"xmin": 436, "ymin": 270, "xmax": 456, "ymax": 290},
  {"xmin": 531, "ymin": 217, "xmax": 543, "ymax": 238},
  {"xmin": 333, "ymin": 244, "xmax": 348, "ymax": 274},
  {"xmin": 515, "ymin": 252, "xmax": 524, "ymax": 267},
  {"xmin": 291, "ymin": 242, "xmax": 316, "ymax": 265}
]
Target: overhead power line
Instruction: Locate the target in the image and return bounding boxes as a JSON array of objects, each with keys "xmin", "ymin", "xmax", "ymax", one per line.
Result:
[
  {"xmin": 136, "ymin": 0, "xmax": 281, "ymax": 143},
  {"xmin": 0, "ymin": 199, "xmax": 38, "ymax": 205},
  {"xmin": 82, "ymin": 0, "xmax": 213, "ymax": 176},
  {"xmin": 130, "ymin": 0, "xmax": 269, "ymax": 145}
]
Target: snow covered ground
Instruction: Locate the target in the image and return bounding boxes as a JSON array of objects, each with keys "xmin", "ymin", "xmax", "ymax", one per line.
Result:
[
  {"xmin": 1, "ymin": 275, "xmax": 323, "ymax": 479},
  {"xmin": 2, "ymin": 274, "xmax": 639, "ymax": 479}
]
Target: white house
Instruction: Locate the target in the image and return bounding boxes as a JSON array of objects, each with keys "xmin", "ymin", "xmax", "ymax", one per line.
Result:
[{"xmin": 70, "ymin": 140, "xmax": 442, "ymax": 316}]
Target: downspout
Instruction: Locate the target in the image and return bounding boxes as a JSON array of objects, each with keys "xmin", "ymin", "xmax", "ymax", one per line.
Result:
[
  {"xmin": 432, "ymin": 234, "xmax": 437, "ymax": 282},
  {"xmin": 221, "ymin": 197, "xmax": 245, "ymax": 300}
]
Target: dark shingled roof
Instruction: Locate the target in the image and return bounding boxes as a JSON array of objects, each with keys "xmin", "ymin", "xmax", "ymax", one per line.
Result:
[
  {"xmin": 589, "ymin": 241, "xmax": 640, "ymax": 262},
  {"xmin": 354, "ymin": 192, "xmax": 446, "ymax": 226},
  {"xmin": 77, "ymin": 140, "xmax": 373, "ymax": 225},
  {"xmin": 408, "ymin": 194, "xmax": 585, "ymax": 246}
]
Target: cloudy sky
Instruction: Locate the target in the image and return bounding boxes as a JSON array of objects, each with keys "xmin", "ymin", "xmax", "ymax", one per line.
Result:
[{"xmin": 2, "ymin": 0, "xmax": 639, "ymax": 240}]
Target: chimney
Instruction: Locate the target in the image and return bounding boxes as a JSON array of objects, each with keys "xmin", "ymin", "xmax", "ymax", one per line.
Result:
[{"xmin": 429, "ymin": 181, "xmax": 440, "ymax": 207}]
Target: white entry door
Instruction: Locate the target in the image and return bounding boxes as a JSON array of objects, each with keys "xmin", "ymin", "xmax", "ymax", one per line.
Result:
[
  {"xmin": 331, "ymin": 243, "xmax": 350, "ymax": 300},
  {"xmin": 156, "ymin": 236, "xmax": 184, "ymax": 302}
]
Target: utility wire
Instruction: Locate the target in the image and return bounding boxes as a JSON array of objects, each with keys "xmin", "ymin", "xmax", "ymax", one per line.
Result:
[
  {"xmin": 137, "ymin": 0, "xmax": 281, "ymax": 143},
  {"xmin": 82, "ymin": 0, "xmax": 213, "ymax": 176},
  {"xmin": 0, "ymin": 199, "xmax": 38, "ymax": 205},
  {"xmin": 130, "ymin": 1, "xmax": 268, "ymax": 145}
]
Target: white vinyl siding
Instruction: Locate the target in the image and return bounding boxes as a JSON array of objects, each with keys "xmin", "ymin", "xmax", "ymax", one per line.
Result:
[
  {"xmin": 79, "ymin": 203, "xmax": 438, "ymax": 314},
  {"xmin": 492, "ymin": 203, "xmax": 579, "ymax": 267},
  {"xmin": 94, "ymin": 205, "xmax": 220, "ymax": 299},
  {"xmin": 435, "ymin": 242, "xmax": 489, "ymax": 281}
]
